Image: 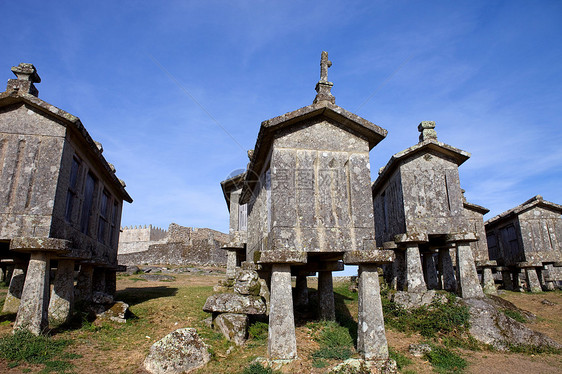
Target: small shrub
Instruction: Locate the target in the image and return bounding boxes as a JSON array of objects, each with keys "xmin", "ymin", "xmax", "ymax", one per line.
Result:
[
  {"xmin": 388, "ymin": 346, "xmax": 412, "ymax": 370},
  {"xmin": 241, "ymin": 362, "xmax": 281, "ymax": 374},
  {"xmin": 425, "ymin": 344, "xmax": 467, "ymax": 374},
  {"xmin": 502, "ymin": 309, "xmax": 526, "ymax": 323},
  {"xmin": 248, "ymin": 321, "xmax": 268, "ymax": 341}
]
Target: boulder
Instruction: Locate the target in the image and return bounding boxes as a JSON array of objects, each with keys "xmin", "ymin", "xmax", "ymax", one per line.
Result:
[
  {"xmin": 391, "ymin": 290, "xmax": 447, "ymax": 310},
  {"xmin": 96, "ymin": 301, "xmax": 130, "ymax": 323},
  {"xmin": 462, "ymin": 297, "xmax": 561, "ymax": 351},
  {"xmin": 234, "ymin": 270, "xmax": 261, "ymax": 296},
  {"xmin": 408, "ymin": 343, "xmax": 432, "ymax": 357},
  {"xmin": 139, "ymin": 274, "xmax": 176, "ymax": 282},
  {"xmin": 214, "ymin": 313, "xmax": 248, "ymax": 346},
  {"xmin": 144, "ymin": 328, "xmax": 210, "ymax": 374},
  {"xmin": 203, "ymin": 293, "xmax": 266, "ymax": 315}
]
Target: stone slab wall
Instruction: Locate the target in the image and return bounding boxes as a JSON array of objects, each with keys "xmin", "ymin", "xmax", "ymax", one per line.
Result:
[
  {"xmin": 373, "ymin": 171, "xmax": 406, "ymax": 246},
  {"xmin": 518, "ymin": 207, "xmax": 562, "ymax": 261}
]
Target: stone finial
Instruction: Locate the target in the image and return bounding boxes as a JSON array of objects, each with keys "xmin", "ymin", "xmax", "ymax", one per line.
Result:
[
  {"xmin": 418, "ymin": 121, "xmax": 437, "ymax": 142},
  {"xmin": 7, "ymin": 63, "xmax": 41, "ymax": 97},
  {"xmin": 247, "ymin": 149, "xmax": 254, "ymax": 161},
  {"xmin": 313, "ymin": 51, "xmax": 335, "ymax": 105}
]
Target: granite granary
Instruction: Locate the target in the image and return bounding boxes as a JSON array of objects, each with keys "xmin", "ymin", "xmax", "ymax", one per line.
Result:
[{"xmin": 0, "ymin": 63, "xmax": 132, "ymax": 334}]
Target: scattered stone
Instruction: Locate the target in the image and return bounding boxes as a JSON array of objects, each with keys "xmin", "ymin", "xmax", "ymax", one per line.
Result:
[
  {"xmin": 202, "ymin": 317, "xmax": 212, "ymax": 328},
  {"xmin": 96, "ymin": 301, "xmax": 130, "ymax": 323},
  {"xmin": 124, "ymin": 265, "xmax": 140, "ymax": 275},
  {"xmin": 234, "ymin": 270, "xmax": 260, "ymax": 296},
  {"xmin": 214, "ymin": 313, "xmax": 248, "ymax": 346},
  {"xmin": 144, "ymin": 328, "xmax": 210, "ymax": 374},
  {"xmin": 541, "ymin": 299, "xmax": 556, "ymax": 306},
  {"xmin": 408, "ymin": 343, "xmax": 432, "ymax": 357},
  {"xmin": 203, "ymin": 293, "xmax": 266, "ymax": 315},
  {"xmin": 328, "ymin": 358, "xmax": 397, "ymax": 374},
  {"xmin": 139, "ymin": 274, "xmax": 176, "ymax": 282},
  {"xmin": 391, "ymin": 290, "xmax": 447, "ymax": 310},
  {"xmin": 462, "ymin": 297, "xmax": 561, "ymax": 351}
]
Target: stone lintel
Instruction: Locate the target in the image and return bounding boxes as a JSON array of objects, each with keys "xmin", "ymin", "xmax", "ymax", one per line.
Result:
[
  {"xmin": 382, "ymin": 241, "xmax": 397, "ymax": 250},
  {"xmin": 10, "ymin": 237, "xmax": 70, "ymax": 254},
  {"xmin": 394, "ymin": 233, "xmax": 428, "ymax": 245},
  {"xmin": 256, "ymin": 250, "xmax": 307, "ymax": 265},
  {"xmin": 475, "ymin": 260, "xmax": 498, "ymax": 268},
  {"xmin": 300, "ymin": 261, "xmax": 344, "ymax": 273},
  {"xmin": 445, "ymin": 232, "xmax": 478, "ymax": 243},
  {"xmin": 495, "ymin": 266, "xmax": 510, "ymax": 271},
  {"xmin": 344, "ymin": 250, "xmax": 395, "ymax": 265},
  {"xmin": 222, "ymin": 243, "xmax": 245, "ymax": 251},
  {"xmin": 516, "ymin": 261, "xmax": 543, "ymax": 268},
  {"xmin": 552, "ymin": 262, "xmax": 562, "ymax": 267}
]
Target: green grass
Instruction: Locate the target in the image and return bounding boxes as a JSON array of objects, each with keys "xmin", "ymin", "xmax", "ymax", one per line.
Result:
[
  {"xmin": 508, "ymin": 343, "xmax": 561, "ymax": 355},
  {"xmin": 502, "ymin": 309, "xmax": 527, "ymax": 323},
  {"xmin": 240, "ymin": 362, "xmax": 281, "ymax": 374},
  {"xmin": 0, "ymin": 330, "xmax": 77, "ymax": 373},
  {"xmin": 424, "ymin": 343, "xmax": 467, "ymax": 374},
  {"xmin": 307, "ymin": 320, "xmax": 354, "ymax": 367},
  {"xmin": 248, "ymin": 321, "xmax": 268, "ymax": 341},
  {"xmin": 388, "ymin": 346, "xmax": 412, "ymax": 370},
  {"xmin": 382, "ymin": 292, "xmax": 471, "ymax": 338}
]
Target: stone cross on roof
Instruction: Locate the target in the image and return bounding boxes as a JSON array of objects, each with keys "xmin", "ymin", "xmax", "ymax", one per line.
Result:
[
  {"xmin": 7, "ymin": 63, "xmax": 41, "ymax": 97},
  {"xmin": 314, "ymin": 51, "xmax": 336, "ymax": 105}
]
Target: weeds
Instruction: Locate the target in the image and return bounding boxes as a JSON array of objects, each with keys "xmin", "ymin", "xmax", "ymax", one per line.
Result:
[
  {"xmin": 241, "ymin": 362, "xmax": 281, "ymax": 374},
  {"xmin": 508, "ymin": 343, "xmax": 561, "ymax": 355},
  {"xmin": 248, "ymin": 321, "xmax": 268, "ymax": 341},
  {"xmin": 307, "ymin": 320, "xmax": 354, "ymax": 367},
  {"xmin": 0, "ymin": 330, "xmax": 77, "ymax": 372},
  {"xmin": 388, "ymin": 346, "xmax": 412, "ymax": 370},
  {"xmin": 424, "ymin": 343, "xmax": 467, "ymax": 374},
  {"xmin": 502, "ymin": 309, "xmax": 527, "ymax": 323}
]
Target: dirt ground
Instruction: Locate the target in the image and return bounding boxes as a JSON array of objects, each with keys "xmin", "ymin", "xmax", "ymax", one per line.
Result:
[{"xmin": 0, "ymin": 274, "xmax": 561, "ymax": 373}]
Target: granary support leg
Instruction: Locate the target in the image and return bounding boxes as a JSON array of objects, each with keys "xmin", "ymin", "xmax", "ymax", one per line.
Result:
[
  {"xmin": 357, "ymin": 264, "xmax": 389, "ymax": 361},
  {"xmin": 75, "ymin": 264, "xmax": 94, "ymax": 305},
  {"xmin": 2, "ymin": 261, "xmax": 27, "ymax": 313},
  {"xmin": 455, "ymin": 242, "xmax": 484, "ymax": 298},
  {"xmin": 92, "ymin": 267, "xmax": 107, "ymax": 295},
  {"xmin": 423, "ymin": 253, "xmax": 439, "ymax": 290},
  {"xmin": 294, "ymin": 273, "xmax": 309, "ymax": 307},
  {"xmin": 439, "ymin": 248, "xmax": 457, "ymax": 292},
  {"xmin": 226, "ymin": 249, "xmax": 238, "ymax": 279},
  {"xmin": 405, "ymin": 244, "xmax": 426, "ymax": 293},
  {"xmin": 525, "ymin": 268, "xmax": 542, "ymax": 293},
  {"xmin": 501, "ymin": 269, "xmax": 514, "ymax": 290},
  {"xmin": 14, "ymin": 252, "xmax": 51, "ymax": 335},
  {"xmin": 105, "ymin": 269, "xmax": 117, "ymax": 297},
  {"xmin": 0, "ymin": 266, "xmax": 4, "ymax": 283},
  {"xmin": 512, "ymin": 269, "xmax": 522, "ymax": 291},
  {"xmin": 48, "ymin": 259, "xmax": 75, "ymax": 327},
  {"xmin": 318, "ymin": 270, "xmax": 335, "ymax": 320},
  {"xmin": 268, "ymin": 264, "xmax": 297, "ymax": 360},
  {"xmin": 482, "ymin": 267, "xmax": 497, "ymax": 294}
]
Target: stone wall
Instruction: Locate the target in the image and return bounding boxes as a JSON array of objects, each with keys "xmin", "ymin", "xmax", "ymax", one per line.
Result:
[
  {"xmin": 117, "ymin": 223, "xmax": 229, "ymax": 266},
  {"xmin": 118, "ymin": 225, "xmax": 168, "ymax": 254}
]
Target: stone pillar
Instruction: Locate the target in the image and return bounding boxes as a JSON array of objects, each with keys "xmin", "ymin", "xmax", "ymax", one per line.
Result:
[
  {"xmin": 105, "ymin": 270, "xmax": 117, "ymax": 297},
  {"xmin": 92, "ymin": 268, "xmax": 106, "ymax": 294},
  {"xmin": 14, "ymin": 252, "xmax": 51, "ymax": 335},
  {"xmin": 357, "ymin": 264, "xmax": 389, "ymax": 361},
  {"xmin": 392, "ymin": 251, "xmax": 405, "ymax": 290},
  {"xmin": 405, "ymin": 244, "xmax": 426, "ymax": 293},
  {"xmin": 75, "ymin": 264, "xmax": 94, "ymax": 305},
  {"xmin": 294, "ymin": 274, "xmax": 308, "ymax": 307},
  {"xmin": 0, "ymin": 266, "xmax": 4, "ymax": 283},
  {"xmin": 439, "ymin": 248, "xmax": 457, "ymax": 292},
  {"xmin": 318, "ymin": 270, "xmax": 335, "ymax": 320},
  {"xmin": 455, "ymin": 243, "xmax": 484, "ymax": 298},
  {"xmin": 48, "ymin": 259, "xmax": 75, "ymax": 327},
  {"xmin": 512, "ymin": 269, "xmax": 522, "ymax": 291},
  {"xmin": 268, "ymin": 264, "xmax": 297, "ymax": 360},
  {"xmin": 2, "ymin": 262, "xmax": 27, "ymax": 313},
  {"xmin": 501, "ymin": 269, "xmax": 513, "ymax": 290},
  {"xmin": 423, "ymin": 253, "xmax": 439, "ymax": 290},
  {"xmin": 482, "ymin": 268, "xmax": 497, "ymax": 294},
  {"xmin": 525, "ymin": 268, "xmax": 542, "ymax": 293},
  {"xmin": 226, "ymin": 249, "xmax": 238, "ymax": 279}
]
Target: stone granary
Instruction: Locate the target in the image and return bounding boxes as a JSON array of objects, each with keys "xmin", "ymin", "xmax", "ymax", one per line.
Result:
[
  {"xmin": 0, "ymin": 63, "xmax": 132, "ymax": 334},
  {"xmin": 372, "ymin": 121, "xmax": 485, "ymax": 299},
  {"xmin": 237, "ymin": 52, "xmax": 394, "ymax": 362},
  {"xmin": 485, "ymin": 195, "xmax": 562, "ymax": 292},
  {"xmin": 220, "ymin": 172, "xmax": 248, "ymax": 278}
]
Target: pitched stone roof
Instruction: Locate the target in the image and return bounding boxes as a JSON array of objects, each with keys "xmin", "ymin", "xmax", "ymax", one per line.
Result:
[
  {"xmin": 485, "ymin": 195, "xmax": 562, "ymax": 226},
  {"xmin": 240, "ymin": 100, "xmax": 387, "ymax": 204},
  {"xmin": 220, "ymin": 172, "xmax": 246, "ymax": 211},
  {"xmin": 0, "ymin": 64, "xmax": 132, "ymax": 203}
]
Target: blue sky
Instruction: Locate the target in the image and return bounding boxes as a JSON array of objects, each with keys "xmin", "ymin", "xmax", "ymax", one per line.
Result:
[{"xmin": 2, "ymin": 1, "xmax": 561, "ymax": 235}]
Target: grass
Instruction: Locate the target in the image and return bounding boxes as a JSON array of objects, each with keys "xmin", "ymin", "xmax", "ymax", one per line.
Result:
[
  {"xmin": 388, "ymin": 346, "xmax": 412, "ymax": 370},
  {"xmin": 307, "ymin": 320, "xmax": 355, "ymax": 367},
  {"xmin": 248, "ymin": 321, "xmax": 268, "ymax": 341},
  {"xmin": 501, "ymin": 308, "xmax": 527, "ymax": 323},
  {"xmin": 0, "ymin": 330, "xmax": 79, "ymax": 373},
  {"xmin": 424, "ymin": 343, "xmax": 467, "ymax": 374},
  {"xmin": 240, "ymin": 362, "xmax": 281, "ymax": 374}
]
